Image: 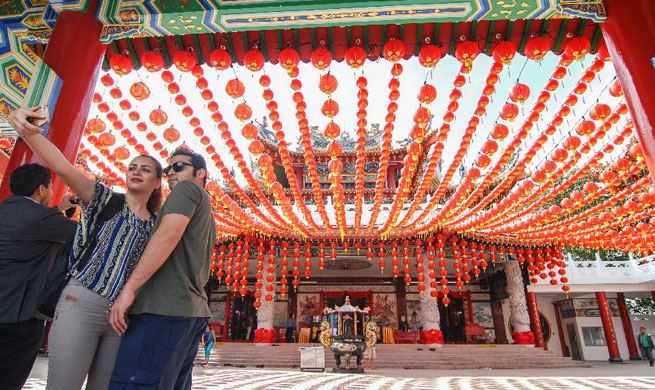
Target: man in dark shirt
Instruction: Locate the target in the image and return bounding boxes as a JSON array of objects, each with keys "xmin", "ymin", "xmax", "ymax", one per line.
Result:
[
  {"xmin": 637, "ymin": 327, "xmax": 655, "ymax": 366},
  {"xmin": 110, "ymin": 148, "xmax": 215, "ymax": 390},
  {"xmin": 0, "ymin": 164, "xmax": 78, "ymax": 390}
]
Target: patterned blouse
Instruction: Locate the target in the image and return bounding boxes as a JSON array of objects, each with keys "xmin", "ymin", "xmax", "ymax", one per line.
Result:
[{"xmin": 69, "ymin": 182, "xmax": 154, "ymax": 302}]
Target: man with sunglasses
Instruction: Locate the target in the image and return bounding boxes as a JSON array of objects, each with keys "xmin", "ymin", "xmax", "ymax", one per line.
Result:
[{"xmin": 109, "ymin": 148, "xmax": 215, "ymax": 390}]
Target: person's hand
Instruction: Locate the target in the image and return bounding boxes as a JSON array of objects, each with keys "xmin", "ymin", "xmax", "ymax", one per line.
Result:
[
  {"xmin": 8, "ymin": 107, "xmax": 45, "ymax": 137},
  {"xmin": 110, "ymin": 286, "xmax": 135, "ymax": 335},
  {"xmin": 57, "ymin": 194, "xmax": 78, "ymax": 212}
]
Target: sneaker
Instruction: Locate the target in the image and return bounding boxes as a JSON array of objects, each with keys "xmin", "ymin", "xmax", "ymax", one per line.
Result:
[{"xmin": 650, "ymin": 361, "xmax": 654, "ymax": 366}]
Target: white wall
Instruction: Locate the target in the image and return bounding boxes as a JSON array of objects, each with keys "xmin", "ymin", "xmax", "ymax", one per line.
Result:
[
  {"xmin": 537, "ymin": 295, "xmax": 563, "ymax": 357},
  {"xmin": 572, "ymin": 315, "xmax": 629, "ymax": 361}
]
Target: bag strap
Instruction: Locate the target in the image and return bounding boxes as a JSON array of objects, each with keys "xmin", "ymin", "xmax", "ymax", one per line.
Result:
[{"xmin": 72, "ymin": 193, "xmax": 126, "ymax": 273}]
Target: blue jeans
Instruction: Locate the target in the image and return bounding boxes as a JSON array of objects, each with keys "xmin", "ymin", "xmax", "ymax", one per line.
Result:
[
  {"xmin": 642, "ymin": 346, "xmax": 654, "ymax": 363},
  {"xmin": 109, "ymin": 314, "xmax": 207, "ymax": 390}
]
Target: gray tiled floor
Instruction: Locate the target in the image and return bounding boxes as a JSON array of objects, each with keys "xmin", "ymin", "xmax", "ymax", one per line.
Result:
[{"xmin": 24, "ymin": 357, "xmax": 655, "ymax": 390}]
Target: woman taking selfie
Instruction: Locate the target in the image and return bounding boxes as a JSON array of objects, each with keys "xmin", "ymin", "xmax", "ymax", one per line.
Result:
[{"xmin": 9, "ymin": 107, "xmax": 163, "ymax": 390}]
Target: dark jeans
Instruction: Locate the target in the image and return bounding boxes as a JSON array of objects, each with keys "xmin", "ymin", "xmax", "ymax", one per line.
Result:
[
  {"xmin": 0, "ymin": 318, "xmax": 44, "ymax": 390},
  {"xmin": 286, "ymin": 327, "xmax": 294, "ymax": 342},
  {"xmin": 109, "ymin": 314, "xmax": 207, "ymax": 390},
  {"xmin": 641, "ymin": 346, "xmax": 654, "ymax": 363}
]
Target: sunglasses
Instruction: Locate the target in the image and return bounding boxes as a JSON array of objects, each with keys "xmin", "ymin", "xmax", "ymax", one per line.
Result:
[{"xmin": 163, "ymin": 161, "xmax": 197, "ymax": 176}]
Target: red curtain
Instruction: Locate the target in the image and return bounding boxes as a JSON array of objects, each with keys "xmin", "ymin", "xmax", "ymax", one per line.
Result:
[
  {"xmin": 320, "ymin": 290, "xmax": 373, "ymax": 312},
  {"xmin": 322, "ymin": 291, "xmax": 370, "ymax": 299}
]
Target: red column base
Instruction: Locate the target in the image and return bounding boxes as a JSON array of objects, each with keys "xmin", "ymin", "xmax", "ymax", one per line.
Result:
[
  {"xmin": 420, "ymin": 329, "xmax": 443, "ymax": 345},
  {"xmin": 253, "ymin": 328, "xmax": 276, "ymax": 343},
  {"xmin": 512, "ymin": 331, "xmax": 535, "ymax": 345}
]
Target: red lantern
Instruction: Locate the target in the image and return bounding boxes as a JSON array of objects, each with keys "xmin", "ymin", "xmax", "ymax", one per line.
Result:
[
  {"xmin": 141, "ymin": 51, "xmax": 164, "ymax": 72},
  {"xmin": 234, "ymin": 103, "xmax": 252, "ymax": 121},
  {"xmin": 383, "ymin": 39, "xmax": 406, "ymax": 62},
  {"xmin": 418, "ymin": 45, "xmax": 441, "ymax": 68},
  {"xmin": 98, "ymin": 133, "xmax": 116, "ymax": 147},
  {"xmin": 226, "ymin": 79, "xmax": 245, "ymax": 98},
  {"xmin": 324, "ymin": 122, "xmax": 341, "ymax": 139},
  {"xmin": 524, "ymin": 37, "xmax": 550, "ymax": 61},
  {"xmin": 149, "ymin": 109, "xmax": 168, "ymax": 126},
  {"xmin": 173, "ymin": 50, "xmax": 197, "ymax": 72},
  {"xmin": 345, "ymin": 46, "xmax": 366, "ymax": 69},
  {"xmin": 278, "ymin": 47, "xmax": 300, "ymax": 70},
  {"xmin": 575, "ymin": 120, "xmax": 596, "ymax": 137},
  {"xmin": 319, "ymin": 74, "xmax": 338, "ymax": 94},
  {"xmin": 311, "ymin": 47, "xmax": 332, "ymax": 70},
  {"xmin": 100, "ymin": 74, "xmax": 114, "ymax": 87},
  {"xmin": 476, "ymin": 154, "xmax": 491, "ymax": 168},
  {"xmin": 492, "ymin": 41, "xmax": 516, "ymax": 65},
  {"xmin": 209, "ymin": 48, "xmax": 232, "ymax": 70},
  {"xmin": 87, "ymin": 118, "xmax": 106, "ymax": 133},
  {"xmin": 109, "ymin": 54, "xmax": 132, "ymax": 75},
  {"xmin": 564, "ymin": 37, "xmax": 590, "ymax": 61},
  {"xmin": 609, "ymin": 80, "xmax": 623, "ymax": 97},
  {"xmin": 500, "ymin": 103, "xmax": 519, "ymax": 122},
  {"xmin": 491, "ymin": 124, "xmax": 509, "ymax": 141},
  {"xmin": 418, "ymin": 84, "xmax": 437, "ymax": 104},
  {"xmin": 321, "ymin": 99, "xmax": 339, "ymax": 118},
  {"xmin": 563, "ymin": 135, "xmax": 581, "ymax": 151},
  {"xmin": 454, "ymin": 41, "xmax": 479, "ymax": 65},
  {"xmin": 163, "ymin": 126, "xmax": 180, "ymax": 143},
  {"xmin": 482, "ymin": 140, "xmax": 498, "ymax": 155},
  {"xmin": 509, "ymin": 83, "xmax": 530, "ymax": 104},
  {"xmin": 242, "ymin": 123, "xmax": 258, "ymax": 140},
  {"xmin": 243, "ymin": 49, "xmax": 265, "ymax": 72}
]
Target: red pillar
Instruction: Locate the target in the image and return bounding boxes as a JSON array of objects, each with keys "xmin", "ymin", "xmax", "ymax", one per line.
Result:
[
  {"xmin": 526, "ymin": 292, "xmax": 544, "ymax": 348},
  {"xmin": 651, "ymin": 291, "xmax": 655, "ymax": 303},
  {"xmin": 616, "ymin": 292, "xmax": 640, "ymax": 360},
  {"xmin": 294, "ymin": 166, "xmax": 303, "ymax": 190},
  {"xmin": 0, "ymin": 7, "xmax": 106, "ymax": 204},
  {"xmin": 596, "ymin": 292, "xmax": 623, "ymax": 362},
  {"xmin": 600, "ymin": 0, "xmax": 655, "ymax": 183}
]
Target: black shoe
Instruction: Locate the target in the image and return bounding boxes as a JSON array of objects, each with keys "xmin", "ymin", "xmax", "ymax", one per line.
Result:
[{"xmin": 650, "ymin": 361, "xmax": 653, "ymax": 366}]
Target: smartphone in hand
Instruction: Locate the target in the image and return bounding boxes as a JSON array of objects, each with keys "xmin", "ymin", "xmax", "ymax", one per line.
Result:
[{"xmin": 26, "ymin": 106, "xmax": 49, "ymax": 128}]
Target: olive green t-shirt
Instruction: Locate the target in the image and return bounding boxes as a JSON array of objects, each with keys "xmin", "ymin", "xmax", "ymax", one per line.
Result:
[{"xmin": 130, "ymin": 180, "xmax": 215, "ymax": 318}]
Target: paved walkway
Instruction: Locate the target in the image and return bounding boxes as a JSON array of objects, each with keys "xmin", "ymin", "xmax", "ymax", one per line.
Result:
[{"xmin": 24, "ymin": 357, "xmax": 655, "ymax": 390}]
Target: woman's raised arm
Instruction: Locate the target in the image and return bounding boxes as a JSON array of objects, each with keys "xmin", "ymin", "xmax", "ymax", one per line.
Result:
[{"xmin": 8, "ymin": 107, "xmax": 95, "ymax": 203}]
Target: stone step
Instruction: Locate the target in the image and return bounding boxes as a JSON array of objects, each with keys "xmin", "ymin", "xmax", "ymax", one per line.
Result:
[{"xmin": 194, "ymin": 343, "xmax": 591, "ymax": 370}]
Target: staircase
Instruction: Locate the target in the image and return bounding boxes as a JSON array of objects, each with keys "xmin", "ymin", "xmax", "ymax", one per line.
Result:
[{"xmin": 196, "ymin": 343, "xmax": 592, "ymax": 369}]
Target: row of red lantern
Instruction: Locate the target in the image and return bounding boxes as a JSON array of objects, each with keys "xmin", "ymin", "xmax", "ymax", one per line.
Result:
[
  {"xmin": 287, "ymin": 68, "xmax": 333, "ymax": 229},
  {"xmin": 445, "ymin": 52, "xmax": 600, "ymax": 234},
  {"xmin": 523, "ymin": 155, "xmax": 648, "ymax": 241},
  {"xmin": 379, "ymin": 82, "xmax": 434, "ymax": 233},
  {"xmin": 442, "ymin": 51, "xmax": 595, "ymax": 232},
  {"xmin": 316, "ymin": 64, "xmax": 348, "ymax": 236},
  {"xmin": 481, "ymin": 102, "xmax": 628, "ymax": 232},
  {"xmin": 107, "ymin": 35, "xmax": 590, "ymax": 78},
  {"xmin": 367, "ymin": 62, "xmax": 404, "ymax": 228},
  {"xmin": 482, "ymin": 114, "xmax": 633, "ymax": 235},
  {"xmin": 167, "ymin": 68, "xmax": 297, "ymax": 235},
  {"xmin": 377, "ymin": 53, "xmax": 441, "ymax": 232},
  {"xmin": 211, "ymin": 234, "xmax": 553, "ymax": 305},
  {"xmin": 353, "ymin": 76, "xmax": 370, "ymax": 231},
  {"xmin": 545, "ymin": 173, "xmax": 652, "ymax": 243},
  {"xmin": 407, "ymin": 50, "xmax": 504, "ymax": 231},
  {"xmin": 254, "ymin": 74, "xmax": 321, "ymax": 231},
  {"xmin": 489, "ymin": 109, "xmax": 631, "ymax": 234}
]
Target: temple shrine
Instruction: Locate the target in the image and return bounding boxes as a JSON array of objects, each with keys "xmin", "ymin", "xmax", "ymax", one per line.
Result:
[{"xmin": 1, "ymin": 0, "xmax": 655, "ymax": 369}]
